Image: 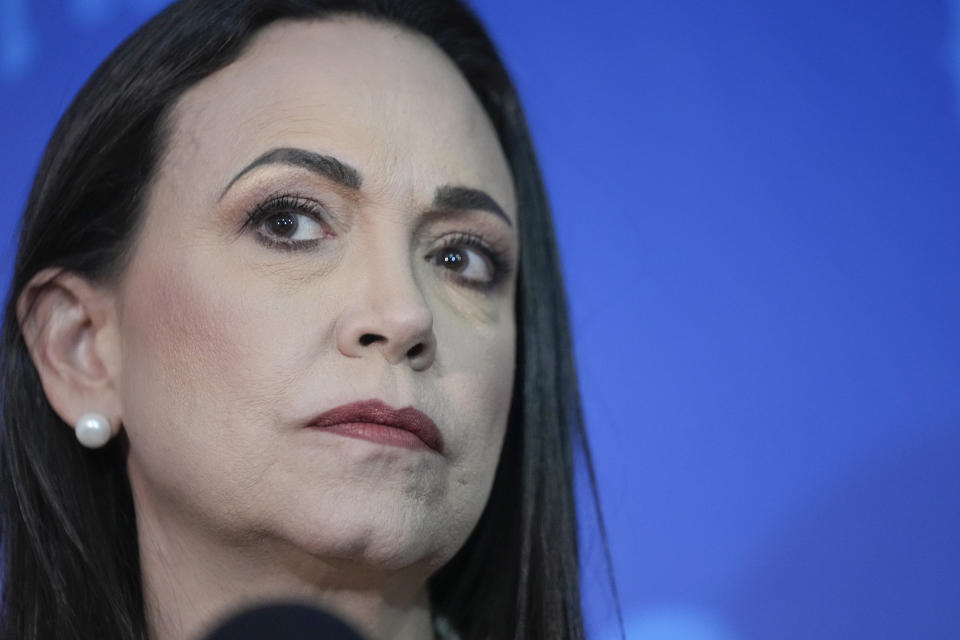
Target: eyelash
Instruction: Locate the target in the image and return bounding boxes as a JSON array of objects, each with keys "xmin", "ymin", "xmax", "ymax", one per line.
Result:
[
  {"xmin": 426, "ymin": 231, "xmax": 512, "ymax": 292},
  {"xmin": 241, "ymin": 194, "xmax": 512, "ymax": 291},
  {"xmin": 243, "ymin": 193, "xmax": 329, "ymax": 251}
]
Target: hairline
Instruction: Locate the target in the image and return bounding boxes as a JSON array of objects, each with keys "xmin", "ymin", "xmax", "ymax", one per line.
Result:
[{"xmin": 134, "ymin": 13, "xmax": 518, "ymax": 270}]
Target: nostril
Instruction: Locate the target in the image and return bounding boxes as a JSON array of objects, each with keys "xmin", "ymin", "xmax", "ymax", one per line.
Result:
[
  {"xmin": 406, "ymin": 343, "xmax": 424, "ymax": 358},
  {"xmin": 358, "ymin": 333, "xmax": 381, "ymax": 347}
]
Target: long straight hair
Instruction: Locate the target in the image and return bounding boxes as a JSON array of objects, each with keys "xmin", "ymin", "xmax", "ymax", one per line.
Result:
[{"xmin": 0, "ymin": 1, "xmax": 617, "ymax": 638}]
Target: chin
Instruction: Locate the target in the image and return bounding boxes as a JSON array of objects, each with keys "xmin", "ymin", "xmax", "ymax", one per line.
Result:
[{"xmin": 275, "ymin": 495, "xmax": 470, "ymax": 579}]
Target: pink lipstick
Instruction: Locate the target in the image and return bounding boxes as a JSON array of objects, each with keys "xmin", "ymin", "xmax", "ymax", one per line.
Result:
[{"xmin": 306, "ymin": 399, "xmax": 444, "ymax": 454}]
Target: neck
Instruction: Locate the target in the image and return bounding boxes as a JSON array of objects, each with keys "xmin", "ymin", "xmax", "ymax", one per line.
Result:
[{"xmin": 136, "ymin": 504, "xmax": 435, "ymax": 640}]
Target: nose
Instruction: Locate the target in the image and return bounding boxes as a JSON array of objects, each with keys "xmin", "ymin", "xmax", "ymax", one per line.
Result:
[{"xmin": 335, "ymin": 254, "xmax": 436, "ymax": 371}]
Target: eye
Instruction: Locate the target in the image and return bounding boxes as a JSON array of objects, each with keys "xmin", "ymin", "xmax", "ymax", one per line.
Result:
[
  {"xmin": 260, "ymin": 211, "xmax": 324, "ymax": 242},
  {"xmin": 431, "ymin": 246, "xmax": 492, "ymax": 280},
  {"xmin": 244, "ymin": 194, "xmax": 330, "ymax": 250},
  {"xmin": 425, "ymin": 232, "xmax": 508, "ymax": 291}
]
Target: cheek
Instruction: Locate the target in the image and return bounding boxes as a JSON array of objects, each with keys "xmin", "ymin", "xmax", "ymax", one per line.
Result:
[
  {"xmin": 120, "ymin": 248, "xmax": 306, "ymax": 416},
  {"xmin": 120, "ymin": 254, "xmax": 251, "ymax": 420},
  {"xmin": 437, "ymin": 310, "xmax": 516, "ymax": 484},
  {"xmin": 131, "ymin": 266, "xmax": 232, "ymax": 382},
  {"xmin": 421, "ymin": 315, "xmax": 515, "ymax": 561},
  {"xmin": 116, "ymin": 252, "xmax": 288, "ymax": 516}
]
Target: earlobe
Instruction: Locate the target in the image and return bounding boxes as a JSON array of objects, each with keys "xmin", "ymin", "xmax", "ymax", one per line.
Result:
[{"xmin": 17, "ymin": 268, "xmax": 123, "ymax": 442}]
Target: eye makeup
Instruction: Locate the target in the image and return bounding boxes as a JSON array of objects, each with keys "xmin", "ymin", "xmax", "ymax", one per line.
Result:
[
  {"xmin": 424, "ymin": 230, "xmax": 514, "ymax": 293},
  {"xmin": 241, "ymin": 192, "xmax": 334, "ymax": 252},
  {"xmin": 236, "ymin": 187, "xmax": 517, "ymax": 294}
]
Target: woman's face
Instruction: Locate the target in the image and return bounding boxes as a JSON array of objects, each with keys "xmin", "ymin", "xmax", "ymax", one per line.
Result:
[{"xmin": 114, "ymin": 18, "xmax": 517, "ymax": 578}]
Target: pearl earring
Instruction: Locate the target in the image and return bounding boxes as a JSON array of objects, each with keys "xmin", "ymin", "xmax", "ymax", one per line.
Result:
[{"xmin": 74, "ymin": 412, "xmax": 112, "ymax": 449}]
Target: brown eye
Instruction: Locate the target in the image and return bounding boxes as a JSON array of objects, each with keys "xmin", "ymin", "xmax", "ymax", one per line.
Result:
[
  {"xmin": 244, "ymin": 194, "xmax": 333, "ymax": 251},
  {"xmin": 265, "ymin": 213, "xmax": 299, "ymax": 237},
  {"xmin": 438, "ymin": 249, "xmax": 466, "ymax": 270},
  {"xmin": 428, "ymin": 245, "xmax": 494, "ymax": 284},
  {"xmin": 259, "ymin": 211, "xmax": 324, "ymax": 242}
]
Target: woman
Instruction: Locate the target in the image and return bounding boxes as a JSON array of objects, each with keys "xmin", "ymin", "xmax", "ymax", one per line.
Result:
[{"xmin": 0, "ymin": 1, "xmax": 614, "ymax": 639}]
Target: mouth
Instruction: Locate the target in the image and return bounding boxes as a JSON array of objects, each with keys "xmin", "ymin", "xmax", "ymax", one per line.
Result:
[{"xmin": 306, "ymin": 399, "xmax": 444, "ymax": 454}]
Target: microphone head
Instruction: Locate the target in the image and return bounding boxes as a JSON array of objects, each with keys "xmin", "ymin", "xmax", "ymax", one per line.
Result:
[{"xmin": 201, "ymin": 603, "xmax": 366, "ymax": 640}]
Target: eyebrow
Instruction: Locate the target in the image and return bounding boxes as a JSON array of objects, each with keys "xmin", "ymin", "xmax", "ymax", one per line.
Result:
[
  {"xmin": 222, "ymin": 147, "xmax": 512, "ymax": 227},
  {"xmin": 221, "ymin": 147, "xmax": 362, "ymax": 197},
  {"xmin": 432, "ymin": 185, "xmax": 513, "ymax": 228}
]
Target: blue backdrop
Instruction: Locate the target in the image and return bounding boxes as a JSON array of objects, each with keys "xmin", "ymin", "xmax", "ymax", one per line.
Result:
[{"xmin": 2, "ymin": 1, "xmax": 959, "ymax": 638}]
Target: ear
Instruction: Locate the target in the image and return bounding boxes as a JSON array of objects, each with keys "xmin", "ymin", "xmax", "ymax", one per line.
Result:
[{"xmin": 17, "ymin": 268, "xmax": 123, "ymax": 440}]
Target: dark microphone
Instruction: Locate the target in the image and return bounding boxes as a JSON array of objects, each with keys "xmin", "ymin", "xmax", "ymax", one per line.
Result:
[{"xmin": 200, "ymin": 603, "xmax": 367, "ymax": 639}]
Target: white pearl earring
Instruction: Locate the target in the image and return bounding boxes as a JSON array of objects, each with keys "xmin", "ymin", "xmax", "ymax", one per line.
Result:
[{"xmin": 74, "ymin": 412, "xmax": 112, "ymax": 449}]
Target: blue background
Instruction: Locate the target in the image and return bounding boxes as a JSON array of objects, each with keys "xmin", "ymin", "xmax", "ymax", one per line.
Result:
[{"xmin": 2, "ymin": 1, "xmax": 959, "ymax": 638}]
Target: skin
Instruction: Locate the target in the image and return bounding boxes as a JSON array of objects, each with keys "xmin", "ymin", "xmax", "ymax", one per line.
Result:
[{"xmin": 21, "ymin": 17, "xmax": 518, "ymax": 640}]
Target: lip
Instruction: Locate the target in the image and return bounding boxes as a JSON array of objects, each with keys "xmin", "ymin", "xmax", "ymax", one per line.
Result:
[{"xmin": 306, "ymin": 399, "xmax": 444, "ymax": 454}]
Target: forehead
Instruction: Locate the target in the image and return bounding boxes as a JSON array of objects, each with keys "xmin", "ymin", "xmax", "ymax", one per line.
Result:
[{"xmin": 161, "ymin": 17, "xmax": 516, "ymax": 220}]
